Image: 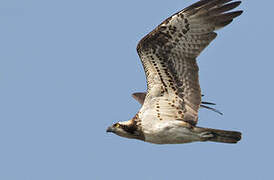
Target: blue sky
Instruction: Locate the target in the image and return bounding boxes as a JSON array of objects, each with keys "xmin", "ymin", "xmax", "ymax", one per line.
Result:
[{"xmin": 1, "ymin": 0, "xmax": 273, "ymax": 179}]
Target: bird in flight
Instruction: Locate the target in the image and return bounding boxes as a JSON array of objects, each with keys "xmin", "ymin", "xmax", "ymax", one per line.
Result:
[{"xmin": 107, "ymin": 0, "xmax": 242, "ymax": 144}]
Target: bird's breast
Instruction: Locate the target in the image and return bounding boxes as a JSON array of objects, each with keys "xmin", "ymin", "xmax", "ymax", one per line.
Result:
[{"xmin": 141, "ymin": 120, "xmax": 199, "ymax": 144}]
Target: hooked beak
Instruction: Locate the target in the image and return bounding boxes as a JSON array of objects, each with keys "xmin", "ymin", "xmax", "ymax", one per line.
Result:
[{"xmin": 106, "ymin": 126, "xmax": 114, "ymax": 133}]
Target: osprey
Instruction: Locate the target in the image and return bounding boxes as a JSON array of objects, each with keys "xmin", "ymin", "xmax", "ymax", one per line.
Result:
[{"xmin": 107, "ymin": 0, "xmax": 242, "ymax": 144}]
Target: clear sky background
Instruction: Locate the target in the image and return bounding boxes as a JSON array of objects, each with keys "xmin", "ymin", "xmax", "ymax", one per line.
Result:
[{"xmin": 1, "ymin": 0, "xmax": 273, "ymax": 179}]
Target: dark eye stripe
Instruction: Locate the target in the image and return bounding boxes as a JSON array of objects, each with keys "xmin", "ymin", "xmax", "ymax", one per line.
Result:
[{"xmin": 121, "ymin": 125, "xmax": 137, "ymax": 134}]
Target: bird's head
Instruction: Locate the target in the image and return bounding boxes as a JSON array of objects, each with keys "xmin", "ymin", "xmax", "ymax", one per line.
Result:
[{"xmin": 106, "ymin": 120, "xmax": 144, "ymax": 140}]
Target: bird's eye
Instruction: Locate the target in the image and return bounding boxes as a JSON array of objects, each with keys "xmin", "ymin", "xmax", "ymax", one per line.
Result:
[{"xmin": 114, "ymin": 123, "xmax": 120, "ymax": 128}]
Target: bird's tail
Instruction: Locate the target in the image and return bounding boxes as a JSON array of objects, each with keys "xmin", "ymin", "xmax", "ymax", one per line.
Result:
[{"xmin": 194, "ymin": 127, "xmax": 242, "ymax": 144}]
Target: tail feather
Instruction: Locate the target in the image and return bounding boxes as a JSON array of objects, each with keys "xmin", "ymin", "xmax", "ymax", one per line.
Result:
[{"xmin": 195, "ymin": 127, "xmax": 242, "ymax": 144}]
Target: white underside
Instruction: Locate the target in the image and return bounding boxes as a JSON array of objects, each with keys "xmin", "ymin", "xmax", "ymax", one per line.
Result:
[
  {"xmin": 142, "ymin": 120, "xmax": 201, "ymax": 144},
  {"xmin": 138, "ymin": 97, "xmax": 202, "ymax": 144}
]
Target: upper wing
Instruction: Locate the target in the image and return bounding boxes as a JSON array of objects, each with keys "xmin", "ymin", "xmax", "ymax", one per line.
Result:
[{"xmin": 137, "ymin": 0, "xmax": 242, "ymax": 125}]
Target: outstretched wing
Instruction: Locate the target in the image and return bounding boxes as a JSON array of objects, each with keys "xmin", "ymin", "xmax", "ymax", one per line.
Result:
[
  {"xmin": 132, "ymin": 92, "xmax": 223, "ymax": 115},
  {"xmin": 137, "ymin": 0, "xmax": 242, "ymax": 125}
]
